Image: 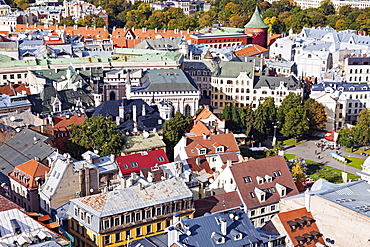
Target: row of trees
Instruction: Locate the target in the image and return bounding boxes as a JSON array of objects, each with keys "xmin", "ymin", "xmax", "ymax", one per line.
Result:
[
  {"xmin": 338, "ymin": 109, "xmax": 370, "ymax": 149},
  {"xmin": 219, "ymin": 93, "xmax": 327, "ymax": 142},
  {"xmin": 58, "ymin": 15, "xmax": 106, "ymax": 28}
]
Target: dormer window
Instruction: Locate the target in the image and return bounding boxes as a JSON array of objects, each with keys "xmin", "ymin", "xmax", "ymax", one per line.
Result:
[
  {"xmin": 254, "ymin": 187, "xmax": 266, "ymax": 202},
  {"xmin": 157, "ymin": 156, "xmax": 165, "ymax": 162},
  {"xmin": 273, "ymin": 170, "xmax": 282, "ymax": 177},
  {"xmin": 216, "ymin": 146, "xmax": 224, "ymax": 153},
  {"xmin": 256, "ymin": 176, "xmax": 264, "ymax": 185},
  {"xmin": 288, "ymin": 220, "xmax": 298, "ymax": 231},
  {"xmin": 230, "ymin": 229, "xmax": 242, "ymax": 241},
  {"xmin": 211, "ymin": 232, "xmax": 225, "ymax": 244},
  {"xmin": 243, "ymin": 176, "xmax": 252, "ymax": 183},
  {"xmin": 275, "ymin": 183, "xmax": 286, "ymax": 197},
  {"xmin": 265, "ymin": 175, "xmax": 272, "ymax": 183},
  {"xmin": 199, "ymin": 148, "xmax": 207, "ymax": 155}
]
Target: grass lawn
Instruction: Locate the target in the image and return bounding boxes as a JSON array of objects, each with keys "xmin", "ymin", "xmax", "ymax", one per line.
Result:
[
  {"xmin": 279, "ymin": 139, "xmax": 303, "ymax": 146},
  {"xmin": 343, "ymin": 156, "xmax": 365, "ymax": 170},
  {"xmin": 306, "ymin": 160, "xmax": 360, "ymax": 183},
  {"xmin": 344, "ymin": 147, "xmax": 370, "ymax": 155},
  {"xmin": 284, "ymin": 154, "xmax": 296, "ymax": 160}
]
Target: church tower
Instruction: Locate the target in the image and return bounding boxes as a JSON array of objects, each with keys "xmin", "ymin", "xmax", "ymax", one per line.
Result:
[{"xmin": 244, "ymin": 6, "xmax": 268, "ymax": 48}]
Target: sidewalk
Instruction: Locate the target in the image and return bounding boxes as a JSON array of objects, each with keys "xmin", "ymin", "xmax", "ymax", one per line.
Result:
[{"xmin": 283, "ymin": 138, "xmax": 363, "ymax": 175}]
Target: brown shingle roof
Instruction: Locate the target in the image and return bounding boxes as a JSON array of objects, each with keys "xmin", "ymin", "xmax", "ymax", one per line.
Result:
[
  {"xmin": 0, "ymin": 194, "xmax": 21, "ymax": 212},
  {"xmin": 194, "ymin": 191, "xmax": 242, "ymax": 217},
  {"xmin": 185, "ymin": 133, "xmax": 239, "ymax": 157},
  {"xmin": 230, "ymin": 156, "xmax": 299, "ymax": 208},
  {"xmin": 277, "ymin": 208, "xmax": 325, "ymax": 247},
  {"xmin": 186, "ymin": 155, "xmax": 213, "ymax": 174}
]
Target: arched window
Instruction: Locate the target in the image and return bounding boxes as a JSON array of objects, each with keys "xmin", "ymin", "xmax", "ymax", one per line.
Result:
[
  {"xmin": 109, "ymin": 91, "xmax": 116, "ymax": 101},
  {"xmin": 236, "ymin": 88, "xmax": 239, "ymax": 93},
  {"xmin": 185, "ymin": 105, "xmax": 191, "ymax": 117},
  {"xmin": 246, "ymin": 89, "xmax": 250, "ymax": 93},
  {"xmin": 203, "ymin": 90, "xmax": 207, "ymax": 96},
  {"xmin": 350, "ymin": 69, "xmax": 353, "ymax": 73},
  {"xmin": 241, "ymin": 88, "xmax": 244, "ymax": 93}
]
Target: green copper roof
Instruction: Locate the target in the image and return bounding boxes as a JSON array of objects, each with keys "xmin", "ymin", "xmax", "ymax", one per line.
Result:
[{"xmin": 244, "ymin": 6, "xmax": 268, "ymax": 29}]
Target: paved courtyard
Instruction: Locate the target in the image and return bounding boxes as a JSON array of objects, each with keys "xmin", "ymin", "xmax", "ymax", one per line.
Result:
[{"xmin": 282, "ymin": 138, "xmax": 364, "ymax": 175}]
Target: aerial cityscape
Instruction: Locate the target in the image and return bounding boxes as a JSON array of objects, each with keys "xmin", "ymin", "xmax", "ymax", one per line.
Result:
[{"xmin": 0, "ymin": 0, "xmax": 370, "ymax": 246}]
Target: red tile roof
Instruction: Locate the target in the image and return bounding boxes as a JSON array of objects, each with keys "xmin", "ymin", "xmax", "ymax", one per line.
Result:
[
  {"xmin": 194, "ymin": 191, "xmax": 242, "ymax": 217},
  {"xmin": 53, "ymin": 113, "xmax": 85, "ymax": 128},
  {"xmin": 0, "ymin": 194, "xmax": 21, "ymax": 212},
  {"xmin": 194, "ymin": 106, "xmax": 214, "ymax": 121},
  {"xmin": 116, "ymin": 149, "xmax": 169, "ymax": 176},
  {"xmin": 9, "ymin": 159, "xmax": 50, "ymax": 189},
  {"xmin": 230, "ymin": 156, "xmax": 299, "ymax": 208},
  {"xmin": 186, "ymin": 155, "xmax": 213, "ymax": 174},
  {"xmin": 185, "ymin": 133, "xmax": 239, "ymax": 157},
  {"xmin": 277, "ymin": 208, "xmax": 325, "ymax": 247},
  {"xmin": 111, "ymin": 28, "xmax": 195, "ymax": 48},
  {"xmin": 234, "ymin": 44, "xmax": 268, "ymax": 57},
  {"xmin": 189, "ymin": 121, "xmax": 212, "ymax": 137},
  {"xmin": 0, "ymin": 84, "xmax": 31, "ymax": 96}
]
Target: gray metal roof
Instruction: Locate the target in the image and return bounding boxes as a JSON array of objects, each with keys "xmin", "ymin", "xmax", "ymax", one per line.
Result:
[
  {"xmin": 315, "ymin": 180, "xmax": 370, "ymax": 218},
  {"xmin": 174, "ymin": 209, "xmax": 282, "ymax": 247},
  {"xmin": 132, "ymin": 69, "xmax": 199, "ymax": 92},
  {"xmin": 67, "ymin": 177, "xmax": 193, "ymax": 233},
  {"xmin": 253, "ymin": 75, "xmax": 302, "ymax": 90},
  {"xmin": 0, "ymin": 128, "xmax": 55, "ymax": 184}
]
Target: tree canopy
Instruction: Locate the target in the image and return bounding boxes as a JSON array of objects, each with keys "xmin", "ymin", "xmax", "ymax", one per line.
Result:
[{"xmin": 69, "ymin": 115, "xmax": 124, "ymax": 157}]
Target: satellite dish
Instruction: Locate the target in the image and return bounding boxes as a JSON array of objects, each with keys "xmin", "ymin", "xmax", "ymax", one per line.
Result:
[
  {"xmin": 10, "ymin": 116, "xmax": 15, "ymax": 122},
  {"xmin": 90, "ymin": 188, "xmax": 94, "ymax": 193}
]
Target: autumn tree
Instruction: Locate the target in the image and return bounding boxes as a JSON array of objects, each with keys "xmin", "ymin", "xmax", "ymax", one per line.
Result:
[
  {"xmin": 304, "ymin": 98, "xmax": 327, "ymax": 131},
  {"xmin": 291, "ymin": 159, "xmax": 306, "ymax": 182},
  {"xmin": 354, "ymin": 108, "xmax": 370, "ymax": 147},
  {"xmin": 76, "ymin": 14, "xmax": 105, "ymax": 27},
  {"xmin": 70, "ymin": 115, "xmax": 124, "ymax": 157}
]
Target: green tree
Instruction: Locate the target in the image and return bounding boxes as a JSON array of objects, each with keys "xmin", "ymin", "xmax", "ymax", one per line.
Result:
[
  {"xmin": 76, "ymin": 14, "xmax": 105, "ymax": 27},
  {"xmin": 319, "ymin": 0, "xmax": 335, "ymax": 15},
  {"xmin": 277, "ymin": 93, "xmax": 303, "ymax": 128},
  {"xmin": 338, "ymin": 127, "xmax": 356, "ymax": 148},
  {"xmin": 58, "ymin": 16, "xmax": 75, "ymax": 26},
  {"xmin": 291, "ymin": 159, "xmax": 306, "ymax": 182},
  {"xmin": 252, "ymin": 105, "xmax": 267, "ymax": 142},
  {"xmin": 162, "ymin": 112, "xmax": 192, "ymax": 160},
  {"xmin": 281, "ymin": 105, "xmax": 309, "ymax": 140},
  {"xmin": 70, "ymin": 115, "xmax": 124, "ymax": 157},
  {"xmin": 354, "ymin": 108, "xmax": 370, "ymax": 147},
  {"xmin": 261, "ymin": 97, "xmax": 277, "ymax": 135},
  {"xmin": 220, "ymin": 105, "xmax": 232, "ymax": 122},
  {"xmin": 304, "ymin": 98, "xmax": 327, "ymax": 131},
  {"xmin": 239, "ymin": 105, "xmax": 254, "ymax": 138},
  {"xmin": 195, "ymin": 107, "xmax": 204, "ymax": 116}
]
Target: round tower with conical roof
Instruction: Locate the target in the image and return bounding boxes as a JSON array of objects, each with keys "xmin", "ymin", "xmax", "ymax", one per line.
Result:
[{"xmin": 244, "ymin": 6, "xmax": 268, "ymax": 48}]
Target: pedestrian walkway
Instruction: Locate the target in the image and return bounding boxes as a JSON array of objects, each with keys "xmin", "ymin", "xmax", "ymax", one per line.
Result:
[{"xmin": 283, "ymin": 138, "xmax": 363, "ymax": 175}]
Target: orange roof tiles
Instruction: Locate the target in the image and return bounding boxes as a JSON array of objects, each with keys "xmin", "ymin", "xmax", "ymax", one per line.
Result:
[
  {"xmin": 189, "ymin": 121, "xmax": 212, "ymax": 137},
  {"xmin": 53, "ymin": 113, "xmax": 85, "ymax": 128},
  {"xmin": 9, "ymin": 159, "xmax": 50, "ymax": 189},
  {"xmin": 185, "ymin": 133, "xmax": 239, "ymax": 157},
  {"xmin": 277, "ymin": 208, "xmax": 325, "ymax": 247},
  {"xmin": 186, "ymin": 155, "xmax": 213, "ymax": 174},
  {"xmin": 234, "ymin": 44, "xmax": 268, "ymax": 57},
  {"xmin": 15, "ymin": 24, "xmax": 109, "ymax": 41},
  {"xmin": 0, "ymin": 83, "xmax": 32, "ymax": 96},
  {"xmin": 194, "ymin": 105, "xmax": 215, "ymax": 121},
  {"xmin": 111, "ymin": 28, "xmax": 195, "ymax": 48}
]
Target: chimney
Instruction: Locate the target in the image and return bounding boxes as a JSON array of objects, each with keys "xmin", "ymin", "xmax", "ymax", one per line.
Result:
[
  {"xmin": 220, "ymin": 219, "xmax": 227, "ymax": 235},
  {"xmin": 164, "ymin": 28, "xmax": 166, "ymax": 33},
  {"xmin": 173, "ymin": 213, "xmax": 180, "ymax": 223},
  {"xmin": 196, "ymin": 157, "xmax": 200, "ymax": 166},
  {"xmin": 113, "ymin": 26, "xmax": 116, "ymax": 32},
  {"xmin": 124, "ymin": 26, "xmax": 126, "ymax": 32},
  {"xmin": 142, "ymin": 104, "xmax": 146, "ymax": 116},
  {"xmin": 133, "ymin": 105, "xmax": 137, "ymax": 123},
  {"xmin": 116, "ymin": 116, "xmax": 120, "ymax": 126},
  {"xmin": 155, "ymin": 28, "xmax": 157, "ymax": 33},
  {"xmin": 305, "ymin": 190, "xmax": 311, "ymax": 212},
  {"xmin": 139, "ymin": 182, "xmax": 143, "ymax": 190},
  {"xmin": 110, "ymin": 154, "xmax": 115, "ymax": 163},
  {"xmin": 202, "ymin": 133, "xmax": 207, "ymax": 140},
  {"xmin": 65, "ymin": 114, "xmax": 70, "ymax": 119},
  {"xmin": 119, "ymin": 105, "xmax": 124, "ymax": 120},
  {"xmin": 227, "ymin": 159, "xmax": 232, "ymax": 167}
]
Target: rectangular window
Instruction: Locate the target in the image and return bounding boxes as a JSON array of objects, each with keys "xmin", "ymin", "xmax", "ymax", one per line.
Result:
[
  {"xmin": 146, "ymin": 224, "xmax": 152, "ymax": 234},
  {"xmin": 130, "ymin": 162, "xmax": 139, "ymax": 168},
  {"xmin": 136, "ymin": 227, "xmax": 142, "ymax": 237},
  {"xmin": 125, "ymin": 214, "xmax": 131, "ymax": 224},
  {"xmin": 271, "ymin": 205, "xmax": 276, "ymax": 211},
  {"xmin": 250, "ymin": 192, "xmax": 255, "ymax": 198},
  {"xmin": 243, "ymin": 176, "xmax": 252, "ymax": 183},
  {"xmin": 157, "ymin": 156, "xmax": 165, "ymax": 162},
  {"xmin": 123, "ymin": 164, "xmax": 128, "ymax": 169},
  {"xmin": 104, "ymin": 219, "xmax": 110, "ymax": 229},
  {"xmin": 114, "ymin": 217, "xmax": 120, "ymax": 226},
  {"xmin": 157, "ymin": 222, "xmax": 162, "ymax": 231},
  {"xmin": 156, "ymin": 207, "xmax": 162, "ymax": 216},
  {"xmin": 126, "ymin": 230, "xmax": 131, "ymax": 239},
  {"xmin": 115, "ymin": 232, "xmax": 121, "ymax": 242},
  {"xmin": 260, "ymin": 207, "xmax": 266, "ymax": 214},
  {"xmin": 250, "ymin": 210, "xmax": 255, "ymax": 217},
  {"xmin": 146, "ymin": 210, "xmax": 152, "ymax": 219},
  {"xmin": 166, "ymin": 219, "xmax": 171, "ymax": 227},
  {"xmin": 104, "ymin": 235, "xmax": 110, "ymax": 245}
]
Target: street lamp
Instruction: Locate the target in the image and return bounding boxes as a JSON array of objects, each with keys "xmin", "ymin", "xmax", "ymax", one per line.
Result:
[{"xmin": 273, "ymin": 125, "xmax": 277, "ymax": 146}]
